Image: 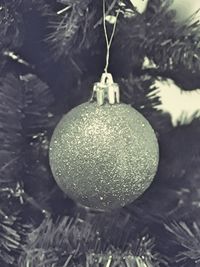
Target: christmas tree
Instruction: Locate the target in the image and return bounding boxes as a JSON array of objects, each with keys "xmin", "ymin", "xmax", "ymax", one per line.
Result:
[{"xmin": 1, "ymin": 0, "xmax": 200, "ymax": 266}]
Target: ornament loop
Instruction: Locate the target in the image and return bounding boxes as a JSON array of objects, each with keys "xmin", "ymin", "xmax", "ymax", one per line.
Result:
[
  {"xmin": 103, "ymin": 0, "xmax": 120, "ymax": 73},
  {"xmin": 90, "ymin": 73, "xmax": 120, "ymax": 106},
  {"xmin": 100, "ymin": 73, "xmax": 114, "ymax": 85}
]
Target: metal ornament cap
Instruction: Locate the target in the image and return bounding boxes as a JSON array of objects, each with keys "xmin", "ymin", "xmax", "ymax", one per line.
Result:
[{"xmin": 91, "ymin": 73, "xmax": 120, "ymax": 105}]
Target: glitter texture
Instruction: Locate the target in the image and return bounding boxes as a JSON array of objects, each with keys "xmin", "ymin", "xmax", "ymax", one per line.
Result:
[{"xmin": 49, "ymin": 102, "xmax": 159, "ymax": 210}]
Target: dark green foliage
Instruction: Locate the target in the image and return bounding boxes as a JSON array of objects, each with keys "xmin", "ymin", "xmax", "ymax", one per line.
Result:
[
  {"xmin": 0, "ymin": 72, "xmax": 55, "ymax": 265},
  {"xmin": 144, "ymin": 0, "xmax": 200, "ymax": 73},
  {"xmin": 111, "ymin": 0, "xmax": 200, "ymax": 77},
  {"xmin": 21, "ymin": 74, "xmax": 54, "ymax": 133},
  {"xmin": 46, "ymin": 0, "xmax": 94, "ymax": 59},
  {"xmin": 0, "ymin": 3, "xmax": 24, "ymax": 52},
  {"xmin": 0, "ymin": 74, "xmax": 23, "ymax": 186},
  {"xmin": 0, "ymin": 0, "xmax": 200, "ymax": 267},
  {"xmin": 19, "ymin": 215, "xmax": 162, "ymax": 267},
  {"xmin": 0, "ymin": 209, "xmax": 21, "ymax": 266},
  {"xmin": 166, "ymin": 221, "xmax": 200, "ymax": 265},
  {"xmin": 21, "ymin": 74, "xmax": 56, "ymax": 214}
]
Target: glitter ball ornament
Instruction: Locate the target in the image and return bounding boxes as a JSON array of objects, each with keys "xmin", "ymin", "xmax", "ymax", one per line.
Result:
[{"xmin": 49, "ymin": 73, "xmax": 159, "ymax": 210}]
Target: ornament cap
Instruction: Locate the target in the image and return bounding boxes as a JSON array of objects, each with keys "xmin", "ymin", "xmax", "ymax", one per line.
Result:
[{"xmin": 90, "ymin": 72, "xmax": 120, "ymax": 106}]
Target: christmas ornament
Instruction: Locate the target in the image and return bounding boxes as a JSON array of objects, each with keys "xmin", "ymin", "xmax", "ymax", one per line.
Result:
[
  {"xmin": 49, "ymin": 72, "xmax": 159, "ymax": 210},
  {"xmin": 49, "ymin": 0, "xmax": 159, "ymax": 210},
  {"xmin": 169, "ymin": 0, "xmax": 200, "ymax": 22}
]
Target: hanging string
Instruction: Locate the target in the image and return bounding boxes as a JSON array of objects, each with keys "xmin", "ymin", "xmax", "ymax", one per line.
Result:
[{"xmin": 103, "ymin": 0, "xmax": 120, "ymax": 73}]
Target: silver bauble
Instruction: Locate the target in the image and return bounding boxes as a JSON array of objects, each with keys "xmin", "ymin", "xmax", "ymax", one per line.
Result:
[{"xmin": 49, "ymin": 102, "xmax": 159, "ymax": 210}]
